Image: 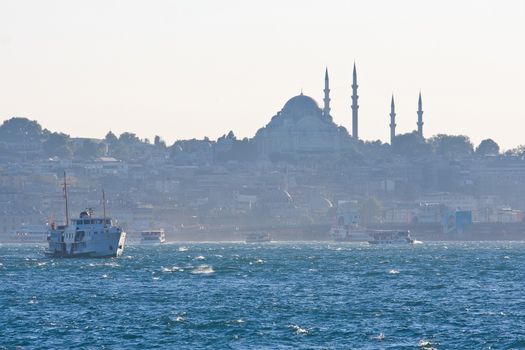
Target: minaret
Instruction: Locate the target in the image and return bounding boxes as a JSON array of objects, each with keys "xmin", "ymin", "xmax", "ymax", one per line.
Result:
[
  {"xmin": 323, "ymin": 67, "xmax": 331, "ymax": 118},
  {"xmin": 390, "ymin": 94, "xmax": 396, "ymax": 145},
  {"xmin": 417, "ymin": 91, "xmax": 424, "ymax": 138},
  {"xmin": 351, "ymin": 62, "xmax": 359, "ymax": 139}
]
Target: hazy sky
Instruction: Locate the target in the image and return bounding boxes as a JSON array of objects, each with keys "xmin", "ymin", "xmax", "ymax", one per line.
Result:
[{"xmin": 0, "ymin": 0, "xmax": 524, "ymax": 149}]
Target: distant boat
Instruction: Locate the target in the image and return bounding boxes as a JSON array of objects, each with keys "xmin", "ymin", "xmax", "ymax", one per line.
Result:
[
  {"xmin": 141, "ymin": 229, "xmax": 166, "ymax": 244},
  {"xmin": 367, "ymin": 230, "xmax": 415, "ymax": 245},
  {"xmin": 245, "ymin": 233, "xmax": 272, "ymax": 243}
]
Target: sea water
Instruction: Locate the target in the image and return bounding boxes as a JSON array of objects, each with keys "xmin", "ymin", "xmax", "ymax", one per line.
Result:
[{"xmin": 1, "ymin": 242, "xmax": 525, "ymax": 349}]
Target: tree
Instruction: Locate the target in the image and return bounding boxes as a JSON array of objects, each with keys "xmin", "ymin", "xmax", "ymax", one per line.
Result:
[
  {"xmin": 105, "ymin": 131, "xmax": 118, "ymax": 145},
  {"xmin": 359, "ymin": 140, "xmax": 391, "ymax": 162},
  {"xmin": 0, "ymin": 117, "xmax": 43, "ymax": 142},
  {"xmin": 154, "ymin": 135, "xmax": 166, "ymax": 148},
  {"xmin": 119, "ymin": 132, "xmax": 141, "ymax": 144},
  {"xmin": 476, "ymin": 138, "xmax": 500, "ymax": 156},
  {"xmin": 218, "ymin": 130, "xmax": 237, "ymax": 142},
  {"xmin": 74, "ymin": 139, "xmax": 106, "ymax": 159},
  {"xmin": 216, "ymin": 138, "xmax": 256, "ymax": 162},
  {"xmin": 391, "ymin": 132, "xmax": 432, "ymax": 157},
  {"xmin": 504, "ymin": 145, "xmax": 525, "ymax": 157},
  {"xmin": 428, "ymin": 134, "xmax": 473, "ymax": 157},
  {"xmin": 43, "ymin": 132, "xmax": 73, "ymax": 158}
]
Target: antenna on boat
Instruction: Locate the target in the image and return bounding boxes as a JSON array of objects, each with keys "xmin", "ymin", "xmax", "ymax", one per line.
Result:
[
  {"xmin": 102, "ymin": 188, "xmax": 107, "ymax": 229},
  {"xmin": 63, "ymin": 171, "xmax": 69, "ymax": 226}
]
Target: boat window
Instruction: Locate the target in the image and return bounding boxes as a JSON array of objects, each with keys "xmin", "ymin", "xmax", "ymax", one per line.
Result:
[{"xmin": 105, "ymin": 219, "xmax": 111, "ymax": 225}]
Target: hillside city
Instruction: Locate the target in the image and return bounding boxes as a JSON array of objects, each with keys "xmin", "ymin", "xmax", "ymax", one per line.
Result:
[
  {"xmin": 2, "ymin": 68, "xmax": 525, "ymax": 240},
  {"xmin": 1, "ymin": 112, "xmax": 523, "ymax": 241}
]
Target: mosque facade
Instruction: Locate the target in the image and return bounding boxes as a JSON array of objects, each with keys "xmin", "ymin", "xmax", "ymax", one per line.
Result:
[{"xmin": 254, "ymin": 67, "xmax": 355, "ymax": 156}]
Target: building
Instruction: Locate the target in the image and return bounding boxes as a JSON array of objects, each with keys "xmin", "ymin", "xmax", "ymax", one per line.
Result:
[{"xmin": 254, "ymin": 69, "xmax": 351, "ymax": 157}]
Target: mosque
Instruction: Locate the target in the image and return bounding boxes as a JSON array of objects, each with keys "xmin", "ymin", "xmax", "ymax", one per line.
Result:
[{"xmin": 254, "ymin": 64, "xmax": 425, "ymax": 156}]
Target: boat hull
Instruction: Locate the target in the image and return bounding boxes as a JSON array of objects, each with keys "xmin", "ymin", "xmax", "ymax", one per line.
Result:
[
  {"xmin": 44, "ymin": 251, "xmax": 122, "ymax": 258},
  {"xmin": 46, "ymin": 231, "xmax": 126, "ymax": 259}
]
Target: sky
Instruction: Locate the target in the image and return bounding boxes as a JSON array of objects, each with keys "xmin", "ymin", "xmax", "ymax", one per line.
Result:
[{"xmin": 0, "ymin": 0, "xmax": 524, "ymax": 149}]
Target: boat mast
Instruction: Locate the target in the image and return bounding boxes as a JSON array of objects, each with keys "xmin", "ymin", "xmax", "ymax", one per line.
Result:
[{"xmin": 63, "ymin": 171, "xmax": 69, "ymax": 226}]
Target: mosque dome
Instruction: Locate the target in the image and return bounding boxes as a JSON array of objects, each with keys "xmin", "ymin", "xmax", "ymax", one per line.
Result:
[{"xmin": 282, "ymin": 93, "xmax": 321, "ymax": 115}]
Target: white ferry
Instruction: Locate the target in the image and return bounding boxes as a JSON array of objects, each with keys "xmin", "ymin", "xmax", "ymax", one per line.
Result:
[
  {"xmin": 367, "ymin": 230, "xmax": 415, "ymax": 245},
  {"xmin": 245, "ymin": 233, "xmax": 272, "ymax": 243},
  {"xmin": 44, "ymin": 172, "xmax": 126, "ymax": 258},
  {"xmin": 141, "ymin": 229, "xmax": 166, "ymax": 244},
  {"xmin": 46, "ymin": 209, "xmax": 126, "ymax": 258}
]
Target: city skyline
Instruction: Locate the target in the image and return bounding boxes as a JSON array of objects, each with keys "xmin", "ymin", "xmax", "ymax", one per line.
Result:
[{"xmin": 0, "ymin": 0, "xmax": 524, "ymax": 149}]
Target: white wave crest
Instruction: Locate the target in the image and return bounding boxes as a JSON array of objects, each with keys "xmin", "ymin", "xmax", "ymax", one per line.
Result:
[
  {"xmin": 191, "ymin": 265, "xmax": 214, "ymax": 274},
  {"xmin": 289, "ymin": 324, "xmax": 309, "ymax": 335},
  {"xmin": 374, "ymin": 332, "xmax": 385, "ymax": 341},
  {"xmin": 418, "ymin": 339, "xmax": 437, "ymax": 349},
  {"xmin": 162, "ymin": 266, "xmax": 183, "ymax": 273}
]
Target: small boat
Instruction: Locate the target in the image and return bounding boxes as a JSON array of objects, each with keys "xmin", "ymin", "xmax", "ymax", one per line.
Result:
[
  {"xmin": 245, "ymin": 233, "xmax": 272, "ymax": 243},
  {"xmin": 141, "ymin": 229, "xmax": 166, "ymax": 244},
  {"xmin": 367, "ymin": 230, "xmax": 415, "ymax": 245}
]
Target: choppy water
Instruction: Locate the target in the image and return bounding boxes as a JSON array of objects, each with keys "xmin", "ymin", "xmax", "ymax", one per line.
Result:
[{"xmin": 1, "ymin": 242, "xmax": 525, "ymax": 349}]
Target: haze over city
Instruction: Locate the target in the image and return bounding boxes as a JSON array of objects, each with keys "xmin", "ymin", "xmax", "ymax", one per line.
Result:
[
  {"xmin": 1, "ymin": 0, "xmax": 524, "ymax": 149},
  {"xmin": 4, "ymin": 2, "xmax": 525, "ymax": 349}
]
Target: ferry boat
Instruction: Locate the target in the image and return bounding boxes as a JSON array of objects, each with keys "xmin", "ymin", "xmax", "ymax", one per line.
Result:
[
  {"xmin": 367, "ymin": 230, "xmax": 415, "ymax": 245},
  {"xmin": 141, "ymin": 229, "xmax": 166, "ymax": 244},
  {"xmin": 45, "ymin": 172, "xmax": 126, "ymax": 258},
  {"xmin": 245, "ymin": 233, "xmax": 272, "ymax": 243},
  {"xmin": 46, "ymin": 209, "xmax": 126, "ymax": 258}
]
